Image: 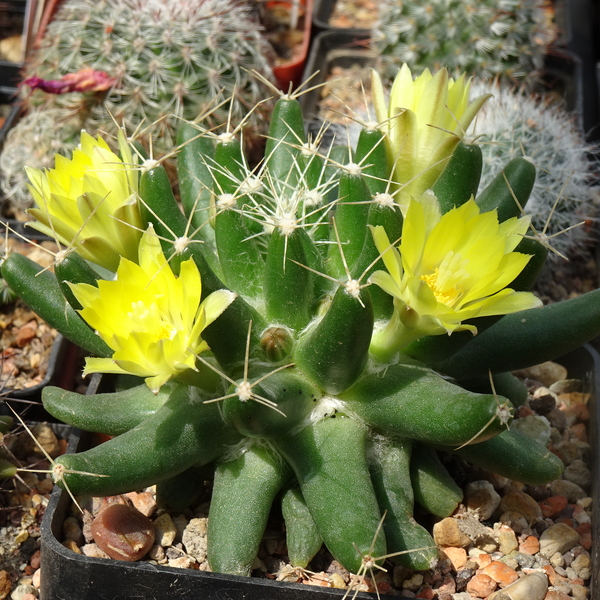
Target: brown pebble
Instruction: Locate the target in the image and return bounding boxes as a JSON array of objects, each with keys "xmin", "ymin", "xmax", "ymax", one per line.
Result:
[
  {"xmin": 91, "ymin": 503, "xmax": 155, "ymax": 561},
  {"xmin": 32, "ymin": 568, "xmax": 41, "ymax": 588},
  {"xmin": 29, "ymin": 549, "xmax": 41, "ymax": 570},
  {"xmin": 416, "ymin": 585, "xmax": 435, "ymax": 599},
  {"xmin": 15, "ymin": 325, "xmax": 37, "ymax": 347},
  {"xmin": 125, "ymin": 491, "xmax": 157, "ymax": 517},
  {"xmin": 519, "ymin": 535, "xmax": 540, "ymax": 555},
  {"xmin": 433, "ymin": 518, "xmax": 471, "ymax": 548},
  {"xmin": 442, "ymin": 547, "xmax": 467, "ymax": 570},
  {"xmin": 544, "ymin": 591, "xmax": 571, "ymax": 600},
  {"xmin": 467, "ymin": 573, "xmax": 497, "ymax": 597},
  {"xmin": 570, "ymin": 423, "xmax": 588, "ymax": 442},
  {"xmin": 62, "ymin": 539, "xmax": 82, "ymax": 553},
  {"xmin": 539, "ymin": 496, "xmax": 568, "ymax": 518},
  {"xmin": 499, "ymin": 490, "xmax": 542, "ymax": 524},
  {"xmin": 480, "ymin": 561, "xmax": 519, "ymax": 588},
  {"xmin": 0, "ymin": 570, "xmax": 12, "ymax": 598}
]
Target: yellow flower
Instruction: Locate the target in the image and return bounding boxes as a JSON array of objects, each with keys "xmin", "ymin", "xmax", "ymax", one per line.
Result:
[
  {"xmin": 371, "ymin": 64, "xmax": 491, "ymax": 214},
  {"xmin": 70, "ymin": 226, "xmax": 236, "ymax": 393},
  {"xmin": 26, "ymin": 131, "xmax": 143, "ymax": 272},
  {"xmin": 368, "ymin": 192, "xmax": 542, "ymax": 361}
]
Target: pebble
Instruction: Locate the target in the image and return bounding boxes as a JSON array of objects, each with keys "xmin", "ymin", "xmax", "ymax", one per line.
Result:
[
  {"xmin": 543, "ymin": 591, "xmax": 570, "ymax": 600},
  {"xmin": 153, "ymin": 513, "xmax": 177, "ymax": 547},
  {"xmin": 29, "ymin": 424, "xmax": 61, "ymax": 458},
  {"xmin": 465, "ymin": 481, "xmax": 501, "ymax": 520},
  {"xmin": 91, "ymin": 503, "xmax": 155, "ymax": 561},
  {"xmin": 466, "ymin": 573, "xmax": 496, "ymax": 597},
  {"xmin": 9, "ymin": 584, "xmax": 37, "ymax": 600},
  {"xmin": 510, "ymin": 551, "xmax": 536, "ymax": 569},
  {"xmin": 81, "ymin": 543, "xmax": 109, "ymax": 559},
  {"xmin": 496, "ymin": 526, "xmax": 519, "ymax": 555},
  {"xmin": 433, "ymin": 518, "xmax": 471, "ymax": 548},
  {"xmin": 442, "ymin": 547, "xmax": 467, "ymax": 570},
  {"xmin": 519, "ymin": 536, "xmax": 540, "ymax": 555},
  {"xmin": 30, "ymin": 570, "xmax": 40, "ymax": 591},
  {"xmin": 125, "ymin": 491, "xmax": 157, "ymax": 517},
  {"xmin": 402, "ymin": 573, "xmax": 424, "ymax": 591},
  {"xmin": 549, "ymin": 480, "xmax": 586, "ymax": 502},
  {"xmin": 515, "ymin": 363, "xmax": 567, "ymax": 386},
  {"xmin": 512, "ymin": 416, "xmax": 552, "ymax": 447},
  {"xmin": 546, "ymin": 408, "xmax": 568, "ymax": 430},
  {"xmin": 480, "ymin": 561, "xmax": 519, "ymax": 587},
  {"xmin": 539, "ymin": 496, "xmax": 568, "ymax": 519},
  {"xmin": 571, "ymin": 582, "xmax": 590, "ymax": 600},
  {"xmin": 0, "ymin": 570, "xmax": 12, "ymax": 599},
  {"xmin": 499, "ymin": 511, "xmax": 529, "ymax": 534},
  {"xmin": 562, "ymin": 460, "xmax": 591, "ymax": 489},
  {"xmin": 529, "ymin": 393, "xmax": 557, "ymax": 415},
  {"xmin": 550, "ymin": 552, "xmax": 565, "ymax": 568},
  {"xmin": 571, "ymin": 554, "xmax": 591, "ymax": 579},
  {"xmin": 62, "ymin": 516, "xmax": 84, "ymax": 545},
  {"xmin": 539, "ymin": 523, "xmax": 580, "ymax": 558},
  {"xmin": 181, "ymin": 517, "xmax": 208, "ymax": 562},
  {"xmin": 488, "ymin": 572, "xmax": 548, "ymax": 600},
  {"xmin": 499, "ymin": 491, "xmax": 542, "ymax": 524}
]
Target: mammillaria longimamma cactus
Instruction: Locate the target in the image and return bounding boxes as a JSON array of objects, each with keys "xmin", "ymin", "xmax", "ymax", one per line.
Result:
[
  {"xmin": 4, "ymin": 65, "xmax": 599, "ymax": 580},
  {"xmin": 0, "ymin": 0, "xmax": 275, "ymax": 210},
  {"xmin": 374, "ymin": 0, "xmax": 556, "ymax": 85}
]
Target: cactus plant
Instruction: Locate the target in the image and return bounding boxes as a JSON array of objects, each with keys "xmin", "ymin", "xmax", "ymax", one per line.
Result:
[
  {"xmin": 469, "ymin": 80, "xmax": 600, "ymax": 261},
  {"xmin": 0, "ymin": 0, "xmax": 275, "ymax": 210},
  {"xmin": 5, "ymin": 64, "xmax": 600, "ymax": 580},
  {"xmin": 374, "ymin": 0, "xmax": 556, "ymax": 85}
]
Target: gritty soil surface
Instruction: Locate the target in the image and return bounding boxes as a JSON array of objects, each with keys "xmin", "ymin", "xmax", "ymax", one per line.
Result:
[
  {"xmin": 328, "ymin": 0, "xmax": 378, "ymax": 29},
  {"xmin": 1, "ymin": 238, "xmax": 60, "ymax": 394},
  {"xmin": 0, "ymin": 421, "xmax": 70, "ymax": 599},
  {"xmin": 46, "ymin": 361, "xmax": 594, "ymax": 600}
]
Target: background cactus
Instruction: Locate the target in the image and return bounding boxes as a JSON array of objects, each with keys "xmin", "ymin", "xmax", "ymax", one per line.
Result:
[
  {"xmin": 5, "ymin": 68, "xmax": 600, "ymax": 582},
  {"xmin": 373, "ymin": 0, "xmax": 556, "ymax": 85},
  {"xmin": 0, "ymin": 0, "xmax": 275, "ymax": 212},
  {"xmin": 469, "ymin": 80, "xmax": 600, "ymax": 261}
]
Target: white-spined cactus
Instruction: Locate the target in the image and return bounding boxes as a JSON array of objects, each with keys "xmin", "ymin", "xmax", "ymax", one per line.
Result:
[{"xmin": 374, "ymin": 0, "xmax": 556, "ymax": 85}]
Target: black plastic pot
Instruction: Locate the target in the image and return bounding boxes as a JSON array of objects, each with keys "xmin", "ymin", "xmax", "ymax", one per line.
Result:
[
  {"xmin": 40, "ymin": 346, "xmax": 600, "ymax": 599},
  {"xmin": 0, "ymin": 87, "xmax": 20, "ymax": 151},
  {"xmin": 1, "ymin": 333, "xmax": 67, "ymax": 405},
  {"xmin": 300, "ymin": 29, "xmax": 372, "ymax": 144},
  {"xmin": 0, "ymin": 0, "xmax": 26, "ymax": 89}
]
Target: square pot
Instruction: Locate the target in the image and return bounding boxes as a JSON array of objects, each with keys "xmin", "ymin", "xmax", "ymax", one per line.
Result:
[{"xmin": 39, "ymin": 346, "xmax": 600, "ymax": 599}]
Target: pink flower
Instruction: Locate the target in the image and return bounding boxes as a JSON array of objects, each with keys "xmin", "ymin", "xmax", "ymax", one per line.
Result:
[{"xmin": 23, "ymin": 69, "xmax": 117, "ymax": 94}]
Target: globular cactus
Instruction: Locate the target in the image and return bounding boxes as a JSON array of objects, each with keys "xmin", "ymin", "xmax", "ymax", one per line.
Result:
[
  {"xmin": 469, "ymin": 80, "xmax": 600, "ymax": 261},
  {"xmin": 0, "ymin": 0, "xmax": 275, "ymax": 210},
  {"xmin": 374, "ymin": 0, "xmax": 556, "ymax": 85},
  {"xmin": 6, "ymin": 65, "xmax": 600, "ymax": 580},
  {"xmin": 0, "ymin": 106, "xmax": 80, "ymax": 214}
]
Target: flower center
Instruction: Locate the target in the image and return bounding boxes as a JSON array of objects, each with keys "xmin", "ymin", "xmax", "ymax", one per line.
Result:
[
  {"xmin": 127, "ymin": 300, "xmax": 177, "ymax": 340},
  {"xmin": 421, "ymin": 269, "xmax": 460, "ymax": 305},
  {"xmin": 420, "ymin": 253, "xmax": 469, "ymax": 307}
]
